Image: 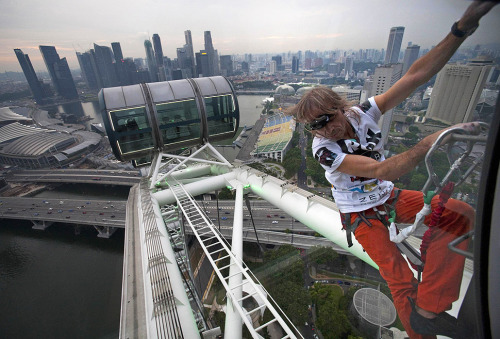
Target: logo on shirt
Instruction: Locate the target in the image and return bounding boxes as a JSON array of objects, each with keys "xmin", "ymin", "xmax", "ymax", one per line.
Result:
[
  {"xmin": 337, "ymin": 128, "xmax": 382, "ymax": 160},
  {"xmin": 315, "ymin": 147, "xmax": 337, "ymax": 167}
]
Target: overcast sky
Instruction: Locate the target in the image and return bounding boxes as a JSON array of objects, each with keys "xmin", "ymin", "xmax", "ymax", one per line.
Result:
[{"xmin": 1, "ymin": 0, "xmax": 499, "ymax": 73}]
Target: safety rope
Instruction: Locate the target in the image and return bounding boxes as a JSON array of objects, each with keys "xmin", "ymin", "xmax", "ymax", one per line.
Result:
[{"xmin": 418, "ymin": 181, "xmax": 455, "ymax": 267}]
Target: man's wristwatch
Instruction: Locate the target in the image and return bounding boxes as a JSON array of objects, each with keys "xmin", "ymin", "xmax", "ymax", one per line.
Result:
[{"xmin": 451, "ymin": 21, "xmax": 478, "ymax": 38}]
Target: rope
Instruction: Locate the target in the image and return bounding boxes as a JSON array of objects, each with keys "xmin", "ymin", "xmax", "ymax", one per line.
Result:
[{"xmin": 419, "ymin": 181, "xmax": 455, "ymax": 266}]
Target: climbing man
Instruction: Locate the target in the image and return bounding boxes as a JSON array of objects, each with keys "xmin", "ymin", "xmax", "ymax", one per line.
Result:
[{"xmin": 287, "ymin": 1, "xmax": 497, "ymax": 337}]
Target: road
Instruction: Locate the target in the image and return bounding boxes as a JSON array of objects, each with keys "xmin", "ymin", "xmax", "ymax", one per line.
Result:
[
  {"xmin": 7, "ymin": 168, "xmax": 141, "ymax": 186},
  {"xmin": 0, "ymin": 196, "xmax": 126, "ymax": 227}
]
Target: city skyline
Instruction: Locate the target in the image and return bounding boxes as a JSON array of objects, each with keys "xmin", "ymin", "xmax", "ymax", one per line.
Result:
[{"xmin": 1, "ymin": 0, "xmax": 500, "ymax": 73}]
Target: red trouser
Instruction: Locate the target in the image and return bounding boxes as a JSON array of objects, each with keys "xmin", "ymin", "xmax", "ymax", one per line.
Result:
[{"xmin": 346, "ymin": 189, "xmax": 474, "ymax": 339}]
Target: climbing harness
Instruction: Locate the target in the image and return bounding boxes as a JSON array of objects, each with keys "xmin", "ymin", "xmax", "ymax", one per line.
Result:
[{"xmin": 341, "ymin": 188, "xmax": 401, "ymax": 248}]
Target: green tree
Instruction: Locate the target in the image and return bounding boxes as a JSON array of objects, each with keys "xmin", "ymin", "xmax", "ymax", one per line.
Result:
[
  {"xmin": 218, "ymin": 187, "xmax": 235, "ymax": 200},
  {"xmin": 307, "ymin": 246, "xmax": 338, "ymax": 265}
]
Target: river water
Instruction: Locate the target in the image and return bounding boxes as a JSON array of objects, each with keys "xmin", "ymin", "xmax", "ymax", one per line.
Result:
[{"xmin": 0, "ymin": 95, "xmax": 268, "ymax": 338}]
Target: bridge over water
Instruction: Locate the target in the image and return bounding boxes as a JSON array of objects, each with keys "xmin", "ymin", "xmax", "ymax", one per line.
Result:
[{"xmin": 6, "ymin": 169, "xmax": 141, "ymax": 186}]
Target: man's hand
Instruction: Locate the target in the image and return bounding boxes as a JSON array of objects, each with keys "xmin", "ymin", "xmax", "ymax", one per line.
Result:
[{"xmin": 458, "ymin": 1, "xmax": 498, "ymax": 32}]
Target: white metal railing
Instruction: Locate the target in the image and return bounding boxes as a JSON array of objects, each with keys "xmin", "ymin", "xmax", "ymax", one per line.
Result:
[{"xmin": 166, "ymin": 176, "xmax": 299, "ymax": 339}]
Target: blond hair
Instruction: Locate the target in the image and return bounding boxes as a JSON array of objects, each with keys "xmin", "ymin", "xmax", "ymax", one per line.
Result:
[{"xmin": 285, "ymin": 86, "xmax": 358, "ymax": 123}]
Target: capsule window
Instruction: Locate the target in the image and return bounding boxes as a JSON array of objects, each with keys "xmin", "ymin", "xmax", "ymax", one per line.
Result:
[
  {"xmin": 205, "ymin": 94, "xmax": 236, "ymax": 136},
  {"xmin": 156, "ymin": 99, "xmax": 201, "ymax": 142},
  {"xmin": 109, "ymin": 106, "xmax": 154, "ymax": 155}
]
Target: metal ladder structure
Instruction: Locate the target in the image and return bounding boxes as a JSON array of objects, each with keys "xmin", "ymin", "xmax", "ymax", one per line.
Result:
[{"xmin": 165, "ymin": 176, "xmax": 299, "ymax": 339}]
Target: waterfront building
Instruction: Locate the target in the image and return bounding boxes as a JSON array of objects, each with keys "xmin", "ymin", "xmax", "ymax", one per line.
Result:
[
  {"xmin": 14, "ymin": 49, "xmax": 50, "ymax": 104},
  {"xmin": 111, "ymin": 42, "xmax": 131, "ymax": 86},
  {"xmin": 39, "ymin": 45, "xmax": 78, "ymax": 100},
  {"xmin": 76, "ymin": 51, "xmax": 99, "ymax": 90},
  {"xmin": 92, "ymin": 44, "xmax": 120, "ymax": 89},
  {"xmin": 384, "ymin": 26, "xmax": 405, "ymax": 64}
]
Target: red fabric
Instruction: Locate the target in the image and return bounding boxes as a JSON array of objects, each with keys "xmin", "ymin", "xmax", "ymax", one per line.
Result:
[{"xmin": 347, "ymin": 188, "xmax": 473, "ymax": 339}]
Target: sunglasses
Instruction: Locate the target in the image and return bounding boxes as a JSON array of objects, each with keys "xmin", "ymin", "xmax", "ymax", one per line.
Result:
[{"xmin": 308, "ymin": 114, "xmax": 335, "ymax": 130}]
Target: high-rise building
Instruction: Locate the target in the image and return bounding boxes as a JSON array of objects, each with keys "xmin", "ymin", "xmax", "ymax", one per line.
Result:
[
  {"xmin": 402, "ymin": 44, "xmax": 420, "ymax": 74},
  {"xmin": 152, "ymin": 34, "xmax": 164, "ymax": 69},
  {"xmin": 384, "ymin": 27, "xmax": 405, "ymax": 64},
  {"xmin": 14, "ymin": 48, "xmax": 50, "ymax": 104},
  {"xmin": 203, "ymin": 31, "xmax": 219, "ymax": 76},
  {"xmin": 269, "ymin": 60, "xmax": 277, "ymax": 75},
  {"xmin": 176, "ymin": 47, "xmax": 193, "ymax": 78},
  {"xmin": 272, "ymin": 55, "xmax": 282, "ymax": 72},
  {"xmin": 76, "ymin": 51, "xmax": 99, "ymax": 89},
  {"xmin": 92, "ymin": 43, "xmax": 120, "ymax": 89},
  {"xmin": 111, "ymin": 42, "xmax": 131, "ymax": 86},
  {"xmin": 372, "ymin": 63, "xmax": 403, "ymax": 142},
  {"xmin": 196, "ymin": 51, "xmax": 211, "ymax": 77},
  {"xmin": 292, "ymin": 56, "xmax": 299, "ymax": 74},
  {"xmin": 426, "ymin": 59, "xmax": 493, "ymax": 124},
  {"xmin": 184, "ymin": 30, "xmax": 196, "ymax": 77},
  {"xmin": 144, "ymin": 40, "xmax": 158, "ymax": 82},
  {"xmin": 220, "ymin": 55, "xmax": 233, "ymax": 76},
  {"xmin": 344, "ymin": 56, "xmax": 354, "ymax": 76},
  {"xmin": 39, "ymin": 45, "xmax": 78, "ymax": 100}
]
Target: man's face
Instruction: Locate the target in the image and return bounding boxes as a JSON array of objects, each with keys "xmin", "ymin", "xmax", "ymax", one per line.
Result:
[{"xmin": 307, "ymin": 108, "xmax": 349, "ymax": 140}]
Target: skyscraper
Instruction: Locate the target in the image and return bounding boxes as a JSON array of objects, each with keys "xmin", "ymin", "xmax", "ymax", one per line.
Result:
[
  {"xmin": 14, "ymin": 48, "xmax": 49, "ymax": 104},
  {"xmin": 344, "ymin": 56, "xmax": 354, "ymax": 76},
  {"xmin": 203, "ymin": 31, "xmax": 219, "ymax": 76},
  {"xmin": 111, "ymin": 42, "xmax": 131, "ymax": 86},
  {"xmin": 39, "ymin": 45, "xmax": 78, "ymax": 100},
  {"xmin": 76, "ymin": 51, "xmax": 99, "ymax": 89},
  {"xmin": 384, "ymin": 27, "xmax": 405, "ymax": 64},
  {"xmin": 292, "ymin": 56, "xmax": 299, "ymax": 74},
  {"xmin": 92, "ymin": 43, "xmax": 120, "ymax": 88},
  {"xmin": 220, "ymin": 55, "xmax": 233, "ymax": 76},
  {"xmin": 426, "ymin": 59, "xmax": 493, "ymax": 124},
  {"xmin": 402, "ymin": 44, "xmax": 420, "ymax": 74},
  {"xmin": 372, "ymin": 63, "xmax": 403, "ymax": 142},
  {"xmin": 184, "ymin": 30, "xmax": 196, "ymax": 77},
  {"xmin": 144, "ymin": 40, "xmax": 158, "ymax": 82}
]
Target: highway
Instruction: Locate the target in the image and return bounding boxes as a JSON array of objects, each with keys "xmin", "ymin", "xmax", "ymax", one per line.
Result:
[
  {"xmin": 0, "ymin": 196, "xmax": 126, "ymax": 228},
  {"xmin": 7, "ymin": 169, "xmax": 141, "ymax": 186}
]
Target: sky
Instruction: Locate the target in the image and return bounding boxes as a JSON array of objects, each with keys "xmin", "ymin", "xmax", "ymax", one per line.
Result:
[{"xmin": 1, "ymin": 0, "xmax": 499, "ymax": 73}]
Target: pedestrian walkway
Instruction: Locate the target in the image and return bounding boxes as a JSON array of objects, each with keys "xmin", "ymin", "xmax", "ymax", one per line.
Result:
[{"xmin": 235, "ymin": 116, "xmax": 266, "ymax": 162}]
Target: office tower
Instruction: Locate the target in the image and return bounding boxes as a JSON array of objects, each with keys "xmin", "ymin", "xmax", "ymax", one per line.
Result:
[
  {"xmin": 384, "ymin": 27, "xmax": 405, "ymax": 64},
  {"xmin": 14, "ymin": 49, "xmax": 49, "ymax": 104},
  {"xmin": 426, "ymin": 59, "xmax": 493, "ymax": 125},
  {"xmin": 176, "ymin": 47, "xmax": 193, "ymax": 78},
  {"xmin": 144, "ymin": 40, "xmax": 159, "ymax": 82},
  {"xmin": 272, "ymin": 55, "xmax": 282, "ymax": 72},
  {"xmin": 203, "ymin": 31, "xmax": 219, "ymax": 76},
  {"xmin": 195, "ymin": 51, "xmax": 211, "ymax": 77},
  {"xmin": 92, "ymin": 43, "xmax": 120, "ymax": 89},
  {"xmin": 39, "ymin": 45, "xmax": 78, "ymax": 100},
  {"xmin": 110, "ymin": 42, "xmax": 131, "ymax": 86},
  {"xmin": 241, "ymin": 61, "xmax": 249, "ymax": 74},
  {"xmin": 152, "ymin": 34, "xmax": 164, "ymax": 69},
  {"xmin": 402, "ymin": 44, "xmax": 420, "ymax": 74},
  {"xmin": 344, "ymin": 56, "xmax": 354, "ymax": 76},
  {"xmin": 220, "ymin": 55, "xmax": 233, "ymax": 76},
  {"xmin": 372, "ymin": 63, "xmax": 403, "ymax": 142},
  {"xmin": 184, "ymin": 30, "xmax": 196, "ymax": 77},
  {"xmin": 292, "ymin": 56, "xmax": 299, "ymax": 74},
  {"xmin": 76, "ymin": 51, "xmax": 99, "ymax": 89},
  {"xmin": 328, "ymin": 63, "xmax": 339, "ymax": 75},
  {"xmin": 269, "ymin": 60, "xmax": 277, "ymax": 74}
]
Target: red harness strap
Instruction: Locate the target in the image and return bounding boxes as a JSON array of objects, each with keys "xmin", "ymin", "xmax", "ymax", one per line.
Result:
[{"xmin": 419, "ymin": 182, "xmax": 455, "ymax": 265}]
